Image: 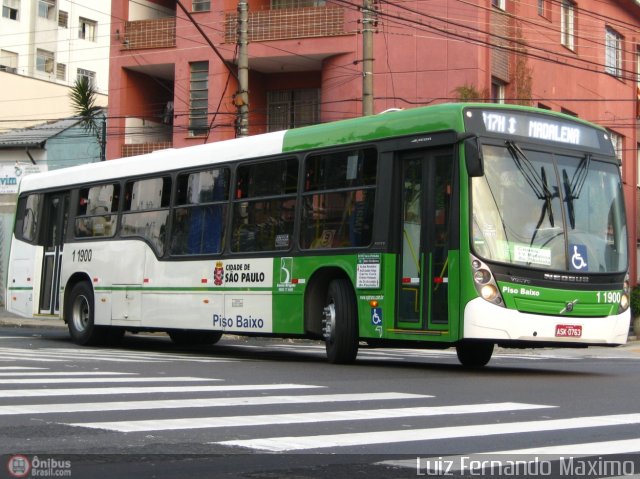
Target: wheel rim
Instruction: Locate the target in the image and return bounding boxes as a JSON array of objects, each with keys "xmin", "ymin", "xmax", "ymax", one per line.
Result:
[
  {"xmin": 322, "ymin": 302, "xmax": 336, "ymax": 343},
  {"xmin": 72, "ymin": 294, "xmax": 90, "ymax": 333}
]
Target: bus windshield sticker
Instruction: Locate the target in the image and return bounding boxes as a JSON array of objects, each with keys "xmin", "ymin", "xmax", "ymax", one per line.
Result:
[
  {"xmin": 513, "ymin": 244, "xmax": 551, "ymax": 266},
  {"xmin": 569, "ymin": 244, "xmax": 588, "ymax": 271},
  {"xmin": 357, "ymin": 254, "xmax": 381, "ymax": 289}
]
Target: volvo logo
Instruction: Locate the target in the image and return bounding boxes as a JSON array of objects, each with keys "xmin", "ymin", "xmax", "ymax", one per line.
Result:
[{"xmin": 544, "ymin": 273, "xmax": 589, "ymax": 283}]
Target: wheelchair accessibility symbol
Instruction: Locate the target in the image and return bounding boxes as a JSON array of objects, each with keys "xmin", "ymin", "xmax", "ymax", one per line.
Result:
[
  {"xmin": 570, "ymin": 244, "xmax": 588, "ymax": 271},
  {"xmin": 371, "ymin": 307, "xmax": 382, "ymax": 326}
]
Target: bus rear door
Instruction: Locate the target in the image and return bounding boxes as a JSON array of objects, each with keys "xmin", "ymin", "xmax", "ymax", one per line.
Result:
[
  {"xmin": 38, "ymin": 192, "xmax": 69, "ymax": 315},
  {"xmin": 397, "ymin": 148, "xmax": 453, "ymax": 330}
]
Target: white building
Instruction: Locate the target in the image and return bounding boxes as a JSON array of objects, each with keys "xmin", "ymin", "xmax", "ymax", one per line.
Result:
[{"xmin": 0, "ymin": 0, "xmax": 110, "ymax": 131}]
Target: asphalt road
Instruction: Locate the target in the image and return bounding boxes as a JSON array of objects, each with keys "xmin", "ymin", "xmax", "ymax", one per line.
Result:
[{"xmin": 0, "ymin": 312, "xmax": 639, "ymax": 479}]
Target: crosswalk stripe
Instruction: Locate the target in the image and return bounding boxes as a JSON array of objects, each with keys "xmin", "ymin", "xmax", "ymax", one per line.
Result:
[
  {"xmin": 0, "ymin": 372, "xmax": 135, "ymax": 377},
  {"xmin": 0, "ymin": 383, "xmax": 323, "ymax": 398},
  {"xmin": 0, "ymin": 348, "xmax": 240, "ymax": 363},
  {"xmin": 0, "ymin": 376, "xmax": 217, "ymax": 384},
  {"xmin": 0, "ymin": 366, "xmax": 49, "ymax": 374},
  {"xmin": 0, "ymin": 392, "xmax": 429, "ymax": 416},
  {"xmin": 72, "ymin": 402, "xmax": 553, "ymax": 433},
  {"xmin": 217, "ymin": 413, "xmax": 640, "ymax": 452}
]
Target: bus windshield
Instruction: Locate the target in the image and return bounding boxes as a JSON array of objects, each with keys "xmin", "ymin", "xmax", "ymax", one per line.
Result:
[{"xmin": 471, "ymin": 143, "xmax": 627, "ymax": 273}]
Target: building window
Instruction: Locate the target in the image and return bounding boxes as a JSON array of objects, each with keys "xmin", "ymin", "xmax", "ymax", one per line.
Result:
[
  {"xmin": 267, "ymin": 89, "xmax": 320, "ymax": 132},
  {"xmin": 609, "ymin": 131, "xmax": 623, "ymax": 163},
  {"xmin": 58, "ymin": 10, "xmax": 68, "ymax": 28},
  {"xmin": 605, "ymin": 27, "xmax": 622, "ymax": 78},
  {"xmin": 561, "ymin": 107, "xmax": 578, "ymax": 117},
  {"xmin": 189, "ymin": 61, "xmax": 209, "ymax": 136},
  {"xmin": 491, "ymin": 79, "xmax": 505, "ymax": 104},
  {"xmin": 2, "ymin": 0, "xmax": 19, "ymax": 20},
  {"xmin": 192, "ymin": 0, "xmax": 210, "ymax": 11},
  {"xmin": 36, "ymin": 49, "xmax": 55, "ymax": 74},
  {"xmin": 537, "ymin": 0, "xmax": 546, "ymax": 16},
  {"xmin": 77, "ymin": 68, "xmax": 95, "ymax": 86},
  {"xmin": 561, "ymin": 0, "xmax": 575, "ymax": 51},
  {"xmin": 78, "ymin": 17, "xmax": 96, "ymax": 41},
  {"xmin": 0, "ymin": 49, "xmax": 18, "ymax": 73},
  {"xmin": 56, "ymin": 63, "xmax": 66, "ymax": 80},
  {"xmin": 491, "ymin": 0, "xmax": 505, "ymax": 10},
  {"xmin": 38, "ymin": 0, "xmax": 56, "ymax": 20},
  {"xmin": 271, "ymin": 0, "xmax": 326, "ymax": 7}
]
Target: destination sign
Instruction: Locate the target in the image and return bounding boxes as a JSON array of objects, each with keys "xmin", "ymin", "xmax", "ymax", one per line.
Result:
[{"xmin": 465, "ymin": 109, "xmax": 606, "ymax": 150}]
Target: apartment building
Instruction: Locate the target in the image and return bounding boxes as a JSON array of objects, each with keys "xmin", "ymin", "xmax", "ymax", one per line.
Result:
[{"xmin": 0, "ymin": 0, "xmax": 110, "ymax": 130}]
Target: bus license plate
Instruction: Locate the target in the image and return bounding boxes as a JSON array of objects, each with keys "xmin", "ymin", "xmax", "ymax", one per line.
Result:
[{"xmin": 555, "ymin": 324, "xmax": 582, "ymax": 337}]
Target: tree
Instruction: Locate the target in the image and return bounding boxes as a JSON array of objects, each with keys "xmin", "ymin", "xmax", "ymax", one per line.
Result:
[
  {"xmin": 69, "ymin": 77, "xmax": 105, "ymax": 161},
  {"xmin": 452, "ymin": 83, "xmax": 489, "ymax": 102}
]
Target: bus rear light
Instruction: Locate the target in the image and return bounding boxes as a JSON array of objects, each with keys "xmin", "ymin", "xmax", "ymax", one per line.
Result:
[{"xmin": 369, "ymin": 300, "xmax": 378, "ymax": 307}]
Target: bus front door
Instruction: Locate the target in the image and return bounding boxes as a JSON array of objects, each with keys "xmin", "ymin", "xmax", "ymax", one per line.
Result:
[
  {"xmin": 397, "ymin": 149, "xmax": 453, "ymax": 330},
  {"xmin": 39, "ymin": 193, "xmax": 69, "ymax": 315}
]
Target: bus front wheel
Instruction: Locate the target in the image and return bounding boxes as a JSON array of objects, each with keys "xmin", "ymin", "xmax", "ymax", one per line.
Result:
[
  {"xmin": 322, "ymin": 279, "xmax": 358, "ymax": 364},
  {"xmin": 455, "ymin": 341, "xmax": 494, "ymax": 368},
  {"xmin": 65, "ymin": 282, "xmax": 106, "ymax": 346}
]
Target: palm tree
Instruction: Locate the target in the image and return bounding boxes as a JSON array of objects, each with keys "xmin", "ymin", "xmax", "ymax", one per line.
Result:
[{"xmin": 69, "ymin": 77, "xmax": 105, "ymax": 161}]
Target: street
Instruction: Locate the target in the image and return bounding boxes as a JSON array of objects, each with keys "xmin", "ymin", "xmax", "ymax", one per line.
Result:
[{"xmin": 0, "ymin": 319, "xmax": 639, "ymax": 478}]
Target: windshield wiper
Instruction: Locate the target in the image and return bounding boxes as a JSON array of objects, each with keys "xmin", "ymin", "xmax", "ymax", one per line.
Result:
[
  {"xmin": 505, "ymin": 141, "xmax": 555, "ymax": 229},
  {"xmin": 562, "ymin": 154, "xmax": 591, "ymax": 230}
]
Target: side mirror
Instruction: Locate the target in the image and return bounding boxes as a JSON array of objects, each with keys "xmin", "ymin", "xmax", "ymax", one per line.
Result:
[{"xmin": 464, "ymin": 137, "xmax": 484, "ymax": 177}]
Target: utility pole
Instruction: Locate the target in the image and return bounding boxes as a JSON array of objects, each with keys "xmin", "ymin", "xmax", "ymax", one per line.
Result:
[
  {"xmin": 236, "ymin": 0, "xmax": 250, "ymax": 137},
  {"xmin": 362, "ymin": 0, "xmax": 375, "ymax": 116}
]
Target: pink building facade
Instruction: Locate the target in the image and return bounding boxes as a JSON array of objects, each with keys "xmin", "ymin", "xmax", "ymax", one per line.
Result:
[{"xmin": 108, "ymin": 0, "xmax": 640, "ymax": 279}]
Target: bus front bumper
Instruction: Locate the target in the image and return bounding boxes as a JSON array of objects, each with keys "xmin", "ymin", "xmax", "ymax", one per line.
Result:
[{"xmin": 463, "ymin": 297, "xmax": 630, "ymax": 346}]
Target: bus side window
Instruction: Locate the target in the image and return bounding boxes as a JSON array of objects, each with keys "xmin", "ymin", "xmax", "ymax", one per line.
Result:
[
  {"xmin": 121, "ymin": 177, "xmax": 171, "ymax": 255},
  {"xmin": 74, "ymin": 184, "xmax": 119, "ymax": 238},
  {"xmin": 301, "ymin": 148, "xmax": 377, "ymax": 249},
  {"xmin": 15, "ymin": 194, "xmax": 41, "ymax": 243},
  {"xmin": 231, "ymin": 158, "xmax": 298, "ymax": 253},
  {"xmin": 170, "ymin": 168, "xmax": 229, "ymax": 256}
]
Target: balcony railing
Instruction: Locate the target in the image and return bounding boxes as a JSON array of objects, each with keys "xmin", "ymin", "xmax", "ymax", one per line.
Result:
[
  {"xmin": 224, "ymin": 6, "xmax": 345, "ymax": 43},
  {"xmin": 123, "ymin": 18, "xmax": 176, "ymax": 50}
]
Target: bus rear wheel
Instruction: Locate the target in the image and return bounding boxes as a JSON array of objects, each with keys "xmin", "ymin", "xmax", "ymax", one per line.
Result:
[
  {"xmin": 65, "ymin": 282, "xmax": 106, "ymax": 346},
  {"xmin": 455, "ymin": 341, "xmax": 494, "ymax": 368},
  {"xmin": 322, "ymin": 279, "xmax": 358, "ymax": 364}
]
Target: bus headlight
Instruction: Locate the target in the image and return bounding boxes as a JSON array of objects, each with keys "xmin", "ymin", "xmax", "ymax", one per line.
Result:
[
  {"xmin": 470, "ymin": 254, "xmax": 504, "ymax": 307},
  {"xmin": 620, "ymin": 293, "xmax": 629, "ymax": 311},
  {"xmin": 480, "ymin": 284, "xmax": 498, "ymax": 301},
  {"xmin": 619, "ymin": 273, "xmax": 630, "ymax": 314}
]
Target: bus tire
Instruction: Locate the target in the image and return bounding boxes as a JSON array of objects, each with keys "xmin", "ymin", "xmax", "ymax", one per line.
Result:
[
  {"xmin": 323, "ymin": 278, "xmax": 358, "ymax": 364},
  {"xmin": 455, "ymin": 341, "xmax": 494, "ymax": 368},
  {"xmin": 65, "ymin": 282, "xmax": 106, "ymax": 346},
  {"xmin": 168, "ymin": 330, "xmax": 222, "ymax": 346}
]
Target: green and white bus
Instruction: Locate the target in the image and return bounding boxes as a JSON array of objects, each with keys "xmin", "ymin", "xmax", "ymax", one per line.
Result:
[{"xmin": 5, "ymin": 103, "xmax": 630, "ymax": 367}]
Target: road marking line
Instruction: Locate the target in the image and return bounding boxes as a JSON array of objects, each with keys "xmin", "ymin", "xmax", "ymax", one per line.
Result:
[
  {"xmin": 77, "ymin": 402, "xmax": 553, "ymax": 434},
  {"xmin": 0, "ymin": 376, "xmax": 217, "ymax": 384},
  {"xmin": 0, "ymin": 383, "xmax": 323, "ymax": 398},
  {"xmin": 217, "ymin": 413, "xmax": 640, "ymax": 452},
  {"xmin": 0, "ymin": 372, "xmax": 136, "ymax": 377},
  {"xmin": 0, "ymin": 392, "xmax": 429, "ymax": 416}
]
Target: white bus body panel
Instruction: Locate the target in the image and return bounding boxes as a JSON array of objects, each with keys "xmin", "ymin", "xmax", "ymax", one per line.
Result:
[
  {"xmin": 464, "ymin": 297, "xmax": 630, "ymax": 345},
  {"xmin": 6, "ymin": 238, "xmax": 42, "ymax": 318}
]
